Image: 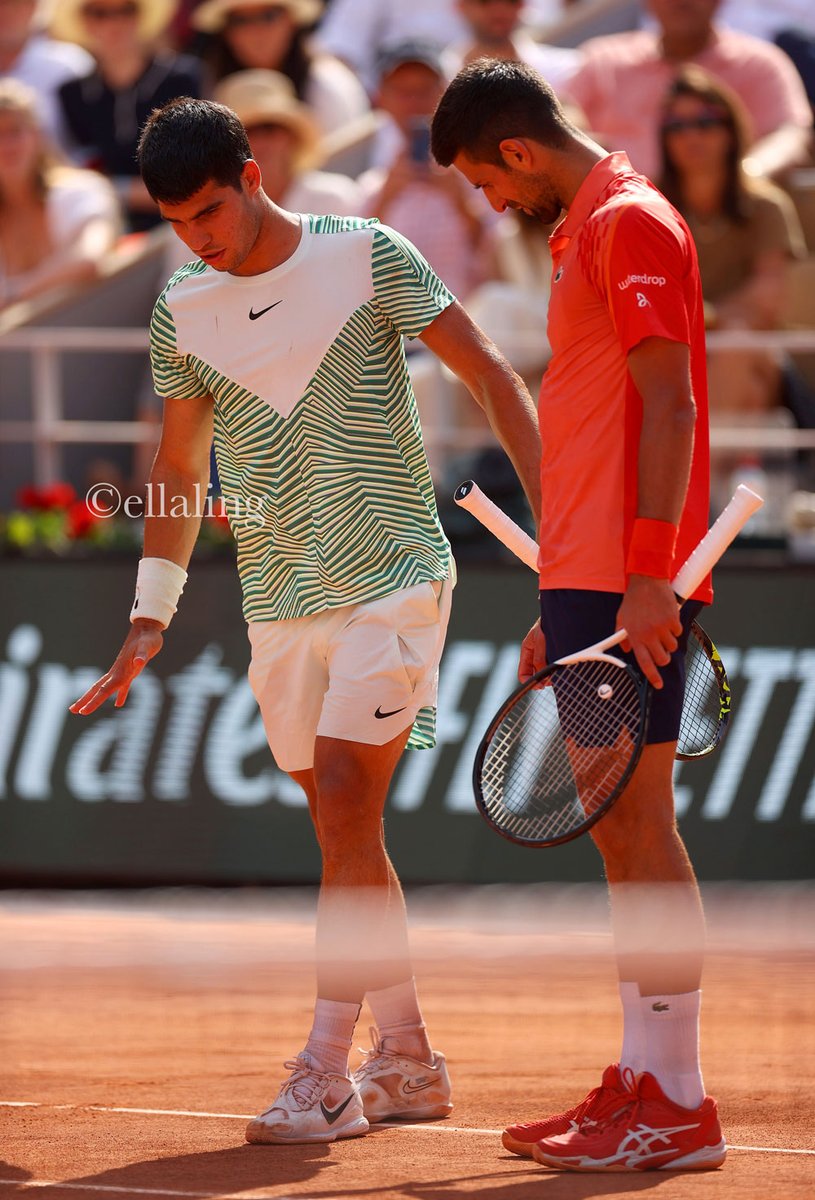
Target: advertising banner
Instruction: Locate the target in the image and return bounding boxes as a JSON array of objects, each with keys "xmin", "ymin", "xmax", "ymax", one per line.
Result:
[{"xmin": 1, "ymin": 559, "xmax": 813, "ymax": 883}]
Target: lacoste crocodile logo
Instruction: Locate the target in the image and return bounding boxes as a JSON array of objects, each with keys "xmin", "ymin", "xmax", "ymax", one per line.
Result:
[{"xmin": 651, "ymin": 1002, "xmax": 670, "ymax": 1012}]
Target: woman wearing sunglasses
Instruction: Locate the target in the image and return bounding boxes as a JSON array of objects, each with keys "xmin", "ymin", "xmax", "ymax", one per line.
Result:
[
  {"xmin": 51, "ymin": 0, "xmax": 202, "ymax": 231},
  {"xmin": 658, "ymin": 65, "xmax": 806, "ymax": 422}
]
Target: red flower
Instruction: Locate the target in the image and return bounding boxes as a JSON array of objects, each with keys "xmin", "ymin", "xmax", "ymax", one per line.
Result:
[
  {"xmin": 16, "ymin": 485, "xmax": 44, "ymax": 509},
  {"xmin": 17, "ymin": 482, "xmax": 78, "ymax": 510},
  {"xmin": 40, "ymin": 482, "xmax": 77, "ymax": 510},
  {"xmin": 67, "ymin": 499, "xmax": 99, "ymax": 539}
]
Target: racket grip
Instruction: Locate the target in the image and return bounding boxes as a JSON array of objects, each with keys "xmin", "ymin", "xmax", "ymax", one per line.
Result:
[
  {"xmin": 671, "ymin": 485, "xmax": 764, "ymax": 599},
  {"xmin": 454, "ymin": 480, "xmax": 539, "ymax": 572}
]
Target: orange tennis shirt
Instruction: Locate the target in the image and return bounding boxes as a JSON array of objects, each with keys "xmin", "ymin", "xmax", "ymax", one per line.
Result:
[{"xmin": 539, "ymin": 152, "xmax": 712, "ymax": 603}]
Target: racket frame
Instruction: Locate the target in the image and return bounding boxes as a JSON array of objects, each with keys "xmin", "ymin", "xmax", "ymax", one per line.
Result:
[
  {"xmin": 474, "ymin": 651, "xmax": 651, "ymax": 847},
  {"xmin": 455, "ymin": 481, "xmax": 762, "ymax": 847},
  {"xmin": 676, "ymin": 620, "xmax": 732, "ymax": 761}
]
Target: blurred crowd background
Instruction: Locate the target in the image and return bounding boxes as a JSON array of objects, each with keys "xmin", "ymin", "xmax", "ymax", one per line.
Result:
[{"xmin": 1, "ymin": 0, "xmax": 815, "ymax": 558}]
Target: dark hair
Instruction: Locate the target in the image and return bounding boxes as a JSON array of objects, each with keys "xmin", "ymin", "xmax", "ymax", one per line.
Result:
[
  {"xmin": 138, "ymin": 97, "xmax": 252, "ymax": 203},
  {"xmin": 431, "ymin": 59, "xmax": 573, "ymax": 168},
  {"xmin": 658, "ymin": 65, "xmax": 752, "ymax": 224},
  {"xmin": 200, "ymin": 25, "xmax": 312, "ymax": 95}
]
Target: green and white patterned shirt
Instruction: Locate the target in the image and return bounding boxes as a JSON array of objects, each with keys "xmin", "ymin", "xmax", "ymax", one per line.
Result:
[{"xmin": 150, "ymin": 215, "xmax": 454, "ymax": 626}]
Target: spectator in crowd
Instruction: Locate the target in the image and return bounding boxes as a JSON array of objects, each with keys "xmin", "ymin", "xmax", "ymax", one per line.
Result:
[
  {"xmin": 314, "ymin": 0, "xmax": 565, "ymax": 96},
  {"xmin": 213, "ymin": 68, "xmax": 361, "ymax": 213},
  {"xmin": 191, "ymin": 0, "xmax": 369, "ymax": 137},
  {"xmin": 358, "ymin": 40, "xmax": 488, "ymax": 302},
  {"xmin": 562, "ymin": 0, "xmax": 813, "ymax": 183},
  {"xmin": 658, "ymin": 65, "xmax": 810, "ymax": 519},
  {"xmin": 443, "ymin": 0, "xmax": 580, "ymax": 96},
  {"xmin": 52, "ymin": 0, "xmax": 201, "ymax": 233},
  {"xmin": 0, "ymin": 0, "xmax": 93, "ymax": 152},
  {"xmin": 658, "ymin": 66, "xmax": 807, "ymax": 415},
  {"xmin": 0, "ymin": 78, "xmax": 120, "ymax": 309}
]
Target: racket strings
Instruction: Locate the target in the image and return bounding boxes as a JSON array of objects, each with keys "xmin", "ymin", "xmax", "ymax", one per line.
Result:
[
  {"xmin": 480, "ymin": 659, "xmax": 644, "ymax": 843},
  {"xmin": 678, "ymin": 630, "xmax": 725, "ymax": 757}
]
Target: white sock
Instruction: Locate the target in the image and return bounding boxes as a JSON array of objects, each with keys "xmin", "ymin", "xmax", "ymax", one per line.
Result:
[
  {"xmin": 366, "ymin": 978, "xmax": 431, "ymax": 1061},
  {"xmin": 303, "ymin": 998, "xmax": 360, "ymax": 1077},
  {"xmin": 619, "ymin": 980, "xmax": 646, "ymax": 1076},
  {"xmin": 641, "ymin": 989, "xmax": 705, "ymax": 1109}
]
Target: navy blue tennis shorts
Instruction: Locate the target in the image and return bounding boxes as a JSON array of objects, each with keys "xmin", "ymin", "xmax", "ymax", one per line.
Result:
[{"xmin": 539, "ymin": 590, "xmax": 706, "ymax": 745}]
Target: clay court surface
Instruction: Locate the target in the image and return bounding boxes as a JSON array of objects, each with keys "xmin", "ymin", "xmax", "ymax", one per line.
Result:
[{"xmin": 1, "ymin": 884, "xmax": 813, "ymax": 1199}]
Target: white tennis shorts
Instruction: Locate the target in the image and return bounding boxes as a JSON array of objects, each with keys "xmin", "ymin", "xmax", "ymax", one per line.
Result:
[{"xmin": 247, "ymin": 573, "xmax": 453, "ymax": 773}]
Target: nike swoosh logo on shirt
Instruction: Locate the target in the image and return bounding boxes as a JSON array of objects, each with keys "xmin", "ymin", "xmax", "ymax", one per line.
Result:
[
  {"xmin": 320, "ymin": 1094, "xmax": 354, "ymax": 1125},
  {"xmin": 374, "ymin": 705, "xmax": 407, "ymax": 719},
  {"xmin": 248, "ymin": 300, "xmax": 283, "ymax": 320}
]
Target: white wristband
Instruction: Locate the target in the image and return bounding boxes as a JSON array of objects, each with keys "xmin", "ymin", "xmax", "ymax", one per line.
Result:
[{"xmin": 130, "ymin": 557, "xmax": 188, "ymax": 629}]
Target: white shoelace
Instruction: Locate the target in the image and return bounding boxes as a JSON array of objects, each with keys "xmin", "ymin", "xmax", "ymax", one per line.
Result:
[{"xmin": 278, "ymin": 1055, "xmax": 332, "ymax": 1111}]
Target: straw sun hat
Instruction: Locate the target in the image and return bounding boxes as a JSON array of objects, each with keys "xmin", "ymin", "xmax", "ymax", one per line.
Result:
[
  {"xmin": 192, "ymin": 0, "xmax": 322, "ymax": 35},
  {"xmin": 49, "ymin": 0, "xmax": 176, "ymax": 46},
  {"xmin": 214, "ymin": 69, "xmax": 322, "ymax": 168}
]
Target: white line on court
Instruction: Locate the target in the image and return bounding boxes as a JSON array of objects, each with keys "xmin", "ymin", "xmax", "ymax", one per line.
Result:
[
  {"xmin": 0, "ymin": 1184, "xmax": 231, "ymax": 1198},
  {"xmin": 1, "ymin": 1100, "xmax": 813, "ymax": 1157}
]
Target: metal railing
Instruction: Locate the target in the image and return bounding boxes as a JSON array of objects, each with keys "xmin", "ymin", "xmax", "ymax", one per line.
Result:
[{"xmin": 2, "ymin": 325, "xmax": 815, "ymax": 487}]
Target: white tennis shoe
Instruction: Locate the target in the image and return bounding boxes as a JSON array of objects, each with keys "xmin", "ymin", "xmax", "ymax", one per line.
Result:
[
  {"xmin": 245, "ymin": 1054, "xmax": 369, "ymax": 1144},
  {"xmin": 352, "ymin": 1027, "xmax": 453, "ymax": 1122}
]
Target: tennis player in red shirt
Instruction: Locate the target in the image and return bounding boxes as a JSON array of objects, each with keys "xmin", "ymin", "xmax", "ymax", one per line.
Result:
[{"xmin": 432, "ymin": 60, "xmax": 726, "ymax": 1173}]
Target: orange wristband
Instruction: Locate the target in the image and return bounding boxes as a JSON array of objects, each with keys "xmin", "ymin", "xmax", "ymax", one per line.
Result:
[{"xmin": 626, "ymin": 518, "xmax": 677, "ymax": 580}]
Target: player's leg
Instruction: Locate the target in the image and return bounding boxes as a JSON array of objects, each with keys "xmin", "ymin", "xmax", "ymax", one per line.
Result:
[
  {"xmin": 311, "ymin": 579, "xmax": 454, "ymax": 1122},
  {"xmin": 245, "ymin": 577, "xmax": 453, "ymax": 1142},
  {"xmin": 308, "ymin": 731, "xmax": 452, "ymax": 1121},
  {"xmin": 504, "ymin": 590, "xmax": 720, "ymax": 1166},
  {"xmin": 245, "ymin": 736, "xmax": 411, "ymax": 1147},
  {"xmin": 531, "ymin": 601, "xmax": 725, "ymax": 1171},
  {"xmin": 244, "ymin": 615, "xmax": 371, "ymax": 1144},
  {"xmin": 590, "ymin": 743, "xmax": 707, "ymax": 1095}
]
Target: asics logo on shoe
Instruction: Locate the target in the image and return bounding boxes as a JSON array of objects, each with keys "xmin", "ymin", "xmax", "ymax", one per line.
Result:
[
  {"xmin": 651, "ymin": 1002, "xmax": 670, "ymax": 1012},
  {"xmin": 249, "ymin": 300, "xmax": 283, "ymax": 320},
  {"xmin": 614, "ymin": 1121, "xmax": 701, "ymax": 1165},
  {"xmin": 320, "ymin": 1094, "xmax": 354, "ymax": 1125}
]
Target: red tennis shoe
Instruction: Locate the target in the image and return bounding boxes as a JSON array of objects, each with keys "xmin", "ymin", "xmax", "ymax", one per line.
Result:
[
  {"xmin": 532, "ymin": 1069, "xmax": 727, "ymax": 1172},
  {"xmin": 502, "ymin": 1063, "xmax": 628, "ymax": 1157}
]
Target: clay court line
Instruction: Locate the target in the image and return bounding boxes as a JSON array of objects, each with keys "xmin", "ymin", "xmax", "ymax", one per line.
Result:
[
  {"xmin": 2, "ymin": 1101, "xmax": 813, "ymax": 1157},
  {"xmin": 0, "ymin": 1184, "xmax": 300, "ymax": 1198}
]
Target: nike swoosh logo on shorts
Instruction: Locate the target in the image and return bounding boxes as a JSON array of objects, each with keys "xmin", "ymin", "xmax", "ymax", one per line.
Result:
[
  {"xmin": 249, "ymin": 300, "xmax": 283, "ymax": 320},
  {"xmin": 374, "ymin": 705, "xmax": 407, "ymax": 719},
  {"xmin": 320, "ymin": 1094, "xmax": 354, "ymax": 1125}
]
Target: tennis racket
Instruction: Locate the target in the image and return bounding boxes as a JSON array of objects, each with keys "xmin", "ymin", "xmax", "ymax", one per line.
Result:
[
  {"xmin": 677, "ymin": 620, "xmax": 731, "ymax": 760},
  {"xmin": 454, "ymin": 482, "xmax": 762, "ymax": 847},
  {"xmin": 454, "ymin": 480, "xmax": 732, "ymax": 760}
]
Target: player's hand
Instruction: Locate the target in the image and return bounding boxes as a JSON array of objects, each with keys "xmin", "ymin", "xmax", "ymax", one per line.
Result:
[
  {"xmin": 616, "ymin": 576, "xmax": 682, "ymax": 689},
  {"xmin": 69, "ymin": 619, "xmax": 164, "ymax": 715},
  {"xmin": 519, "ymin": 620, "xmax": 547, "ymax": 684}
]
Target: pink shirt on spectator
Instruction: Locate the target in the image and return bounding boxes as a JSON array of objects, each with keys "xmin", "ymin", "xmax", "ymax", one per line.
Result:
[{"xmin": 564, "ymin": 26, "xmax": 813, "ymax": 181}]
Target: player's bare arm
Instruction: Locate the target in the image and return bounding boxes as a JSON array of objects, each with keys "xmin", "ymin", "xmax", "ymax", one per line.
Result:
[
  {"xmin": 70, "ymin": 394, "xmax": 214, "ymax": 715},
  {"xmin": 418, "ymin": 301, "xmax": 542, "ymax": 528},
  {"xmin": 619, "ymin": 335, "xmax": 696, "ymax": 688}
]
